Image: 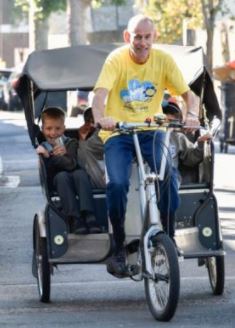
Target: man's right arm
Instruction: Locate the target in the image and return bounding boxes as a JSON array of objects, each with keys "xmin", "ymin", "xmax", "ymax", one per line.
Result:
[{"xmin": 92, "ymin": 88, "xmax": 116, "ymax": 130}]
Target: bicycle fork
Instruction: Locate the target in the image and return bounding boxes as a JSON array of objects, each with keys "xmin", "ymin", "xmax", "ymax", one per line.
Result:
[{"xmin": 133, "ymin": 131, "xmax": 170, "ymax": 278}]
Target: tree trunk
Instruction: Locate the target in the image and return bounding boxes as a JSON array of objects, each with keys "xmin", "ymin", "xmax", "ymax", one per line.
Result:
[
  {"xmin": 35, "ymin": 18, "xmax": 49, "ymax": 50},
  {"xmin": 220, "ymin": 22, "xmax": 230, "ymax": 63},
  {"xmin": 205, "ymin": 25, "xmax": 214, "ymax": 74},
  {"xmin": 67, "ymin": 0, "xmax": 92, "ymax": 45},
  {"xmin": 201, "ymin": 0, "xmax": 215, "ymax": 74}
]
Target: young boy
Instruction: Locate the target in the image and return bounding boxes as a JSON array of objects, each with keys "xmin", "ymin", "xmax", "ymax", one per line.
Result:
[{"xmin": 36, "ymin": 106, "xmax": 101, "ymax": 234}]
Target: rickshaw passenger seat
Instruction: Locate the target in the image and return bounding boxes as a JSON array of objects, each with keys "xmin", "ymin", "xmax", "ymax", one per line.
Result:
[
  {"xmin": 38, "ymin": 152, "xmax": 106, "ymax": 204},
  {"xmin": 179, "ymin": 164, "xmax": 199, "ymax": 186},
  {"xmin": 179, "ymin": 153, "xmax": 212, "ymax": 189}
]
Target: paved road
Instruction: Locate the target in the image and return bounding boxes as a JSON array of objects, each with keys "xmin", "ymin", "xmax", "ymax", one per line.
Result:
[{"xmin": 0, "ymin": 111, "xmax": 235, "ymax": 327}]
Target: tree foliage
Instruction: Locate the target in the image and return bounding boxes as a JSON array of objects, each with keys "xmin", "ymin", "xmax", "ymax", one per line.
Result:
[
  {"xmin": 92, "ymin": 0, "xmax": 126, "ymax": 7},
  {"xmin": 139, "ymin": 0, "xmax": 203, "ymax": 44},
  {"xmin": 140, "ymin": 0, "xmax": 230, "ymax": 72},
  {"xmin": 14, "ymin": 0, "xmax": 66, "ymax": 21}
]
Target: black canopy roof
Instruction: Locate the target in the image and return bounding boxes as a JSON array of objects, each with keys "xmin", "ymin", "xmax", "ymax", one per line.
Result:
[
  {"xmin": 18, "ymin": 43, "xmax": 207, "ymax": 91},
  {"xmin": 16, "ymin": 44, "xmax": 222, "ymax": 146}
]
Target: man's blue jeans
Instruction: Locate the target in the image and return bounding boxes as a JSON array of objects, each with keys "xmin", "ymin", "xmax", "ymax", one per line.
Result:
[{"xmin": 104, "ymin": 131, "xmax": 180, "ymax": 247}]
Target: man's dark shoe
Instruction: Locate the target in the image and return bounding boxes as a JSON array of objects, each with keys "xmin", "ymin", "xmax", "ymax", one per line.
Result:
[
  {"xmin": 86, "ymin": 213, "xmax": 102, "ymax": 234},
  {"xmin": 107, "ymin": 247, "xmax": 127, "ymax": 276},
  {"xmin": 75, "ymin": 217, "xmax": 88, "ymax": 235},
  {"xmin": 68, "ymin": 216, "xmax": 78, "ymax": 233}
]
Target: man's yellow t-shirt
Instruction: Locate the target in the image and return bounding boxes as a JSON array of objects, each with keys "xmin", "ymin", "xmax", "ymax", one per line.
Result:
[{"xmin": 94, "ymin": 45, "xmax": 189, "ymax": 142}]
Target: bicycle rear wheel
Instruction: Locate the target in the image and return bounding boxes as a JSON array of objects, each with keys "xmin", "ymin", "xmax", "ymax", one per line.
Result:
[
  {"xmin": 35, "ymin": 219, "xmax": 51, "ymax": 302},
  {"xmin": 144, "ymin": 233, "xmax": 180, "ymax": 321},
  {"xmin": 206, "ymin": 255, "xmax": 225, "ymax": 295}
]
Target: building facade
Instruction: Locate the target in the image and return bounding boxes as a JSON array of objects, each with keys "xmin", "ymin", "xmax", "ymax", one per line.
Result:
[{"xmin": 0, "ymin": 0, "xmax": 29, "ymax": 68}]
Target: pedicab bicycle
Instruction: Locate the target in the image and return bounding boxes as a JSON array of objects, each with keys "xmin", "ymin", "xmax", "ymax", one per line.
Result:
[{"xmin": 15, "ymin": 43, "xmax": 224, "ymax": 322}]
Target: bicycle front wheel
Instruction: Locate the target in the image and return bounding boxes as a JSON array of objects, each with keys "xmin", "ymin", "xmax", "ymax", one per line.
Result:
[{"xmin": 144, "ymin": 233, "xmax": 180, "ymax": 321}]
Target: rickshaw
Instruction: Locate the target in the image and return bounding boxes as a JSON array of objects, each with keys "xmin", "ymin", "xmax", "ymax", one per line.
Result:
[{"xmin": 16, "ymin": 43, "xmax": 224, "ymax": 322}]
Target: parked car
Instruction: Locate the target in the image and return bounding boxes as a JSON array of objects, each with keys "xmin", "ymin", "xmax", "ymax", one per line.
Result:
[
  {"xmin": 0, "ymin": 68, "xmax": 13, "ymax": 110},
  {"xmin": 4, "ymin": 70, "xmax": 23, "ymax": 111}
]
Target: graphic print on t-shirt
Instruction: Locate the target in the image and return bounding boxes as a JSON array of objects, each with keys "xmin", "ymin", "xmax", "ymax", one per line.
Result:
[{"xmin": 120, "ymin": 79, "xmax": 156, "ymax": 112}]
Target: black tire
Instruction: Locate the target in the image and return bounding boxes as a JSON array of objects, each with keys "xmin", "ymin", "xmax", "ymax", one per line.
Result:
[
  {"xmin": 35, "ymin": 221, "xmax": 51, "ymax": 302},
  {"xmin": 219, "ymin": 141, "xmax": 224, "ymax": 153},
  {"xmin": 144, "ymin": 233, "xmax": 180, "ymax": 321},
  {"xmin": 32, "ymin": 218, "xmax": 37, "ymax": 278},
  {"xmin": 7, "ymin": 97, "xmax": 14, "ymax": 111},
  {"xmin": 206, "ymin": 256, "xmax": 225, "ymax": 295},
  {"xmin": 224, "ymin": 143, "xmax": 228, "ymax": 153}
]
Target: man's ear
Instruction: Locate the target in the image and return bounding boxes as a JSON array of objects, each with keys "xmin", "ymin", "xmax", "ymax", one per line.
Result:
[
  {"xmin": 123, "ymin": 29, "xmax": 130, "ymax": 43},
  {"xmin": 153, "ymin": 29, "xmax": 158, "ymax": 42}
]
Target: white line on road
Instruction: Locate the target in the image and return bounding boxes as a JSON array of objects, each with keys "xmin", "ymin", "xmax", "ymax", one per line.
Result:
[
  {"xmin": 0, "ymin": 156, "xmax": 2, "ymax": 175},
  {"xmin": 0, "ymin": 276, "xmax": 235, "ymax": 288},
  {"xmin": 3, "ymin": 159, "xmax": 37, "ymax": 163},
  {"xmin": 0, "ymin": 156, "xmax": 21, "ymax": 188},
  {"xmin": 0, "ymin": 175, "xmax": 20, "ymax": 188}
]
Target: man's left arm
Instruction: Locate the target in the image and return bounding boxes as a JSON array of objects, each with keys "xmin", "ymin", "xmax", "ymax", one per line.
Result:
[{"xmin": 181, "ymin": 90, "xmax": 200, "ymax": 127}]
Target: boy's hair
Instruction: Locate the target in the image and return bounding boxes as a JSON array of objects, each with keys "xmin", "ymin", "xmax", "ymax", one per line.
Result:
[
  {"xmin": 41, "ymin": 107, "xmax": 65, "ymax": 124},
  {"xmin": 83, "ymin": 107, "xmax": 94, "ymax": 124},
  {"xmin": 162, "ymin": 101, "xmax": 182, "ymax": 120}
]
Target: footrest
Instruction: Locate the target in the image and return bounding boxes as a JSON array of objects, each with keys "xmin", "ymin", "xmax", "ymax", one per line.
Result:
[{"xmin": 49, "ymin": 233, "xmax": 112, "ymax": 264}]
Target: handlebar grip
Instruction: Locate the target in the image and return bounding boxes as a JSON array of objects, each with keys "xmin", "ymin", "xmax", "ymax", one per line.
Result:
[{"xmin": 115, "ymin": 122, "xmax": 122, "ymax": 129}]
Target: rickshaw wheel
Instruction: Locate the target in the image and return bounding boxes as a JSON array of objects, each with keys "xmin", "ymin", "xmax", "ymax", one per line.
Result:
[
  {"xmin": 35, "ymin": 221, "xmax": 51, "ymax": 303},
  {"xmin": 224, "ymin": 144, "xmax": 228, "ymax": 153},
  {"xmin": 144, "ymin": 233, "xmax": 180, "ymax": 322},
  {"xmin": 206, "ymin": 256, "xmax": 225, "ymax": 295},
  {"xmin": 219, "ymin": 141, "xmax": 224, "ymax": 153}
]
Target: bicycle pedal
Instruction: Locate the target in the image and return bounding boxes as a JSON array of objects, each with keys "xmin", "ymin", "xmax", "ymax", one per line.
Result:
[{"xmin": 126, "ymin": 264, "xmax": 140, "ymax": 276}]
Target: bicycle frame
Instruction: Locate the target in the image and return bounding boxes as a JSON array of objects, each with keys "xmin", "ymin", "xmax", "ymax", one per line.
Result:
[{"xmin": 126, "ymin": 125, "xmax": 172, "ymax": 277}]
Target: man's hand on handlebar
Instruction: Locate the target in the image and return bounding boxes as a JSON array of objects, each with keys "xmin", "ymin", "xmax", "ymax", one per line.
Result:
[
  {"xmin": 184, "ymin": 115, "xmax": 200, "ymax": 132},
  {"xmin": 96, "ymin": 117, "xmax": 116, "ymax": 130}
]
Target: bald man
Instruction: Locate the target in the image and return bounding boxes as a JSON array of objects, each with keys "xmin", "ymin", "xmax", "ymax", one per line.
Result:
[{"xmin": 92, "ymin": 14, "xmax": 199, "ymax": 276}]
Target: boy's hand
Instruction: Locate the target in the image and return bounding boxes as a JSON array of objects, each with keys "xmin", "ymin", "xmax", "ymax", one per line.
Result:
[
  {"xmin": 36, "ymin": 145, "xmax": 50, "ymax": 158},
  {"xmin": 197, "ymin": 133, "xmax": 212, "ymax": 143},
  {"xmin": 52, "ymin": 145, "xmax": 67, "ymax": 156}
]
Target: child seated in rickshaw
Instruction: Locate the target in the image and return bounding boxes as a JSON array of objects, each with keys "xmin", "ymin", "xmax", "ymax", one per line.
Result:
[
  {"xmin": 36, "ymin": 106, "xmax": 102, "ymax": 234},
  {"xmin": 163, "ymin": 99, "xmax": 211, "ymax": 182},
  {"xmin": 161, "ymin": 100, "xmax": 211, "ymax": 237},
  {"xmin": 76, "ymin": 107, "xmax": 105, "ymax": 189}
]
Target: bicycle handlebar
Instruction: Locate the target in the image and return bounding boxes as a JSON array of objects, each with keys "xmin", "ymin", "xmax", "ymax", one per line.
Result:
[{"xmin": 115, "ymin": 120, "xmax": 199, "ymax": 131}]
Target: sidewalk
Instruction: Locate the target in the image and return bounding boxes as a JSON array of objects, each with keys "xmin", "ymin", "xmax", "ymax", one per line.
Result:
[
  {"xmin": 0, "ymin": 110, "xmax": 25, "ymax": 187},
  {"xmin": 214, "ymin": 153, "xmax": 235, "ymax": 191},
  {"xmin": 0, "ymin": 110, "xmax": 24, "ymax": 120}
]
